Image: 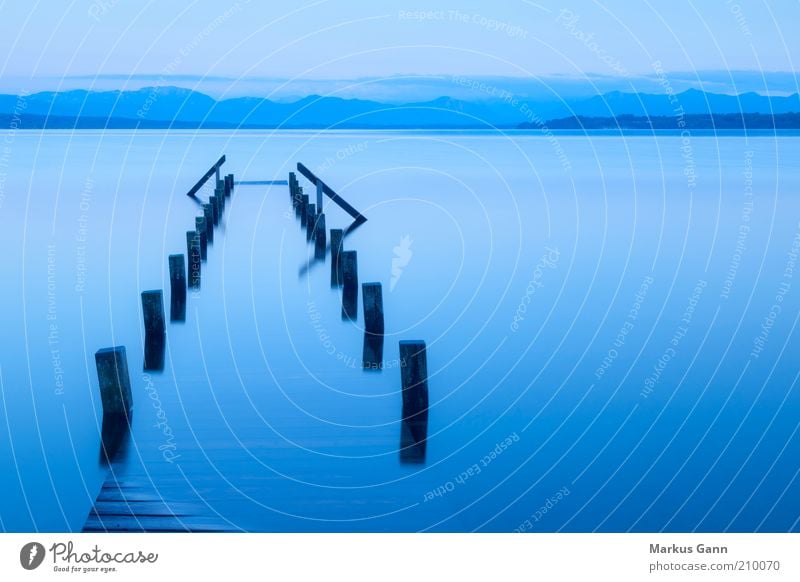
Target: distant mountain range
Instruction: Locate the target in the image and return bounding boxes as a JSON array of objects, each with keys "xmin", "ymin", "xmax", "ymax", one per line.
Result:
[
  {"xmin": 2, "ymin": 86, "xmax": 799, "ymax": 129},
  {"xmin": 526, "ymin": 113, "xmax": 800, "ymax": 130}
]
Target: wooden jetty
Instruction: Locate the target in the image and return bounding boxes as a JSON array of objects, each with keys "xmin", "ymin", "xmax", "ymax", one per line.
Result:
[{"xmin": 83, "ymin": 157, "xmax": 431, "ymax": 532}]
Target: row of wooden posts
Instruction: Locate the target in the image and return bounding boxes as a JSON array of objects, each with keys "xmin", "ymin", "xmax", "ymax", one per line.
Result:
[
  {"xmin": 91, "ymin": 157, "xmax": 430, "ymax": 465},
  {"xmin": 289, "ymin": 169, "xmax": 430, "ymax": 463},
  {"xmin": 93, "ymin": 160, "xmax": 234, "ymax": 461}
]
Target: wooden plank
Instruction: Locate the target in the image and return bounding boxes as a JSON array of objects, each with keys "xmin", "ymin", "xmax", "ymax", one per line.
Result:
[
  {"xmin": 84, "ymin": 514, "xmax": 238, "ymax": 533},
  {"xmin": 83, "ymin": 475, "xmax": 238, "ymax": 532},
  {"xmin": 186, "ymin": 155, "xmax": 226, "ymax": 198},
  {"xmin": 296, "ymin": 162, "xmax": 366, "ymax": 224},
  {"xmin": 235, "ymin": 180, "xmax": 288, "ymax": 185}
]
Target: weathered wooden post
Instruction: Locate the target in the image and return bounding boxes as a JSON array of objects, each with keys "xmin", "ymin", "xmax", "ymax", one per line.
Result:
[
  {"xmin": 341, "ymin": 250, "xmax": 358, "ymax": 320},
  {"xmin": 186, "ymin": 231, "xmax": 201, "ymax": 289},
  {"xmin": 314, "ymin": 213, "xmax": 326, "ymax": 259},
  {"xmin": 168, "ymin": 254, "xmax": 186, "ymax": 322},
  {"xmin": 289, "ymin": 172, "xmax": 297, "ymax": 205},
  {"xmin": 209, "ymin": 195, "xmax": 219, "ymax": 226},
  {"xmin": 330, "ymin": 228, "xmax": 343, "ymax": 287},
  {"xmin": 95, "ymin": 345, "xmax": 133, "ymax": 462},
  {"xmin": 95, "ymin": 346, "xmax": 132, "ymax": 419},
  {"xmin": 300, "ymin": 193, "xmax": 309, "ymax": 224},
  {"xmin": 141, "ymin": 290, "xmax": 166, "ymax": 371},
  {"xmin": 214, "ymin": 185, "xmax": 225, "ymax": 216},
  {"xmin": 363, "ymin": 283, "xmax": 384, "ymax": 335},
  {"xmin": 361, "ymin": 283, "xmax": 384, "ymax": 370},
  {"xmin": 296, "ymin": 187, "xmax": 303, "ymax": 213},
  {"xmin": 142, "ymin": 289, "xmax": 166, "ymax": 333},
  {"xmin": 226, "ymin": 173, "xmax": 234, "ymax": 195},
  {"xmin": 195, "ymin": 217, "xmax": 208, "ymax": 261},
  {"xmin": 399, "ymin": 340, "xmax": 429, "ymax": 463},
  {"xmin": 316, "ymin": 180, "xmax": 323, "ymax": 210},
  {"xmin": 202, "ymin": 205, "xmax": 214, "ymax": 243},
  {"xmin": 144, "ymin": 336, "xmax": 165, "ymax": 372},
  {"xmin": 293, "ymin": 179, "xmax": 303, "ymax": 213},
  {"xmin": 215, "ymin": 185, "xmax": 224, "ymax": 213},
  {"xmin": 306, "ymin": 203, "xmax": 316, "ymax": 241},
  {"xmin": 363, "ymin": 334, "xmax": 384, "ymax": 371}
]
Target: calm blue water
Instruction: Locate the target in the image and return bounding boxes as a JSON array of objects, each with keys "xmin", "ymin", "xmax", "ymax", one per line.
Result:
[{"xmin": 0, "ymin": 130, "xmax": 798, "ymax": 532}]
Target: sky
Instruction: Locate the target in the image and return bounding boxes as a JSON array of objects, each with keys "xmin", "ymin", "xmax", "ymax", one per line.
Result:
[{"xmin": 0, "ymin": 0, "xmax": 797, "ymax": 99}]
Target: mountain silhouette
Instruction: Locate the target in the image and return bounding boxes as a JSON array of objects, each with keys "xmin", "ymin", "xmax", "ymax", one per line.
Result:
[{"xmin": 2, "ymin": 86, "xmax": 798, "ymax": 129}]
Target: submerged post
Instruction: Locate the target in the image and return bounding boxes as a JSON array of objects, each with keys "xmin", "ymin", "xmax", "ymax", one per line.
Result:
[
  {"xmin": 141, "ymin": 290, "xmax": 165, "ymax": 337},
  {"xmin": 330, "ymin": 228, "xmax": 344, "ymax": 286},
  {"xmin": 168, "ymin": 254, "xmax": 186, "ymax": 322},
  {"xmin": 306, "ymin": 203, "xmax": 316, "ymax": 241},
  {"xmin": 186, "ymin": 231, "xmax": 201, "ymax": 289},
  {"xmin": 341, "ymin": 250, "xmax": 358, "ymax": 320},
  {"xmin": 362, "ymin": 282, "xmax": 385, "ymax": 370},
  {"xmin": 95, "ymin": 346, "xmax": 132, "ymax": 419},
  {"xmin": 289, "ymin": 172, "xmax": 297, "ymax": 203},
  {"xmin": 363, "ymin": 334, "xmax": 384, "ymax": 371},
  {"xmin": 195, "ymin": 217, "xmax": 208, "ymax": 261},
  {"xmin": 399, "ymin": 340, "xmax": 429, "ymax": 463},
  {"xmin": 95, "ymin": 345, "xmax": 133, "ymax": 462},
  {"xmin": 215, "ymin": 185, "xmax": 224, "ymax": 214},
  {"xmin": 141, "ymin": 290, "xmax": 166, "ymax": 371},
  {"xmin": 300, "ymin": 194, "xmax": 308, "ymax": 226},
  {"xmin": 209, "ymin": 195, "xmax": 219, "ymax": 226},
  {"xmin": 314, "ymin": 213, "xmax": 326, "ymax": 259},
  {"xmin": 216, "ymin": 181, "xmax": 225, "ymax": 211},
  {"xmin": 203, "ymin": 204, "xmax": 214, "ymax": 243},
  {"xmin": 362, "ymin": 283, "xmax": 384, "ymax": 335},
  {"xmin": 296, "ymin": 186, "xmax": 304, "ymax": 217}
]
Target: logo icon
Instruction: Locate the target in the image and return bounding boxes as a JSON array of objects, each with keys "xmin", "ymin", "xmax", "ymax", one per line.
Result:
[
  {"xmin": 20, "ymin": 542, "xmax": 45, "ymax": 570},
  {"xmin": 390, "ymin": 235, "xmax": 414, "ymax": 291}
]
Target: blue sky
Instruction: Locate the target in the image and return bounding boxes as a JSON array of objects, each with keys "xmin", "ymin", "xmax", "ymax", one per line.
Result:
[{"xmin": 0, "ymin": 0, "xmax": 797, "ymax": 99}]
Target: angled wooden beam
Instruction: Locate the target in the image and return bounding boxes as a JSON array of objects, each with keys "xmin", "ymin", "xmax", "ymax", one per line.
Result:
[
  {"xmin": 296, "ymin": 162, "xmax": 366, "ymax": 225},
  {"xmin": 186, "ymin": 155, "xmax": 226, "ymax": 198}
]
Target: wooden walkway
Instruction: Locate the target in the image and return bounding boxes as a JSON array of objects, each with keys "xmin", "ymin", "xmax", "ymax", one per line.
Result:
[
  {"xmin": 84, "ymin": 474, "xmax": 239, "ymax": 532},
  {"xmin": 85, "ymin": 158, "xmax": 243, "ymax": 532}
]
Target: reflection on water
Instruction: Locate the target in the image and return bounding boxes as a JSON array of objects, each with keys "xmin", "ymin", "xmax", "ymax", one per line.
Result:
[
  {"xmin": 99, "ymin": 413, "xmax": 131, "ymax": 466},
  {"xmin": 143, "ymin": 333, "xmax": 165, "ymax": 372}
]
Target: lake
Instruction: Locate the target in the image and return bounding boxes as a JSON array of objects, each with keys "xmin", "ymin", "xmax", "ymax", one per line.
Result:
[{"xmin": 0, "ymin": 130, "xmax": 798, "ymax": 532}]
